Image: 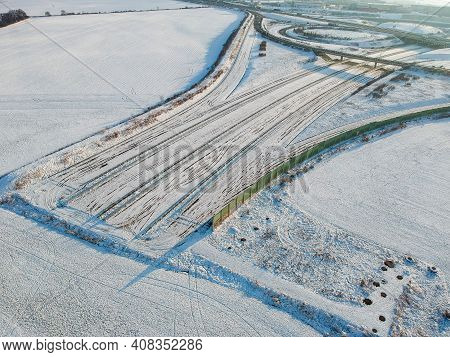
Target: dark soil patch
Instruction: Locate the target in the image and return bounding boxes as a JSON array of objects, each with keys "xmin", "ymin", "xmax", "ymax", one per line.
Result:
[{"xmin": 384, "ymin": 260, "xmax": 395, "ymax": 268}]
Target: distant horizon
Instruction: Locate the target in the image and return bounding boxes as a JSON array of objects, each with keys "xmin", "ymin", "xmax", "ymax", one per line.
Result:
[
  {"xmin": 384, "ymin": 0, "xmax": 449, "ymax": 6},
  {"xmin": 270, "ymin": 0, "xmax": 449, "ymax": 7},
  {"xmin": 243, "ymin": 0, "xmax": 449, "ymax": 7}
]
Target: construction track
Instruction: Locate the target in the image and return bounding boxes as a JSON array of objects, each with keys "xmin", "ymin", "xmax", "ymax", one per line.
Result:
[{"xmin": 16, "ymin": 14, "xmax": 440, "ymax": 256}]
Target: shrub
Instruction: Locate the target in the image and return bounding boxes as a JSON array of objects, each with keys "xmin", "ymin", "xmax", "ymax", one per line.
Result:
[{"xmin": 0, "ymin": 9, "xmax": 28, "ymax": 28}]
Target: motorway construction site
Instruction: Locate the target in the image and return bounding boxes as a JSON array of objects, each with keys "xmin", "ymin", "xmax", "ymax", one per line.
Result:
[{"xmin": 0, "ymin": 1, "xmax": 449, "ymax": 337}]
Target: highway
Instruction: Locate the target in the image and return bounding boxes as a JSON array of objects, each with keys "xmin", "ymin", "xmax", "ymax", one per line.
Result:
[
  {"xmin": 279, "ymin": 11, "xmax": 450, "ymax": 49},
  {"xmin": 15, "ymin": 11, "xmax": 444, "ymax": 256},
  {"xmin": 254, "ymin": 12, "xmax": 450, "ymax": 75}
]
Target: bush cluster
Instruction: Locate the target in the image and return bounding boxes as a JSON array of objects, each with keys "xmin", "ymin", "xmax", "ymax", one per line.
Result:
[{"xmin": 0, "ymin": 9, "xmax": 28, "ymax": 28}]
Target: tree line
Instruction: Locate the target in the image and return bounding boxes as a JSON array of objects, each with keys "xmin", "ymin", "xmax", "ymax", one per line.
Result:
[{"xmin": 0, "ymin": 9, "xmax": 28, "ymax": 28}]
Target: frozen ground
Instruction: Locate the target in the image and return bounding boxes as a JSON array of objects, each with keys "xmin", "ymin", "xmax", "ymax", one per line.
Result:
[
  {"xmin": 0, "ymin": 208, "xmax": 319, "ymax": 336},
  {"xmin": 295, "ymin": 69, "xmax": 450, "ymax": 141},
  {"xmin": 295, "ymin": 120, "xmax": 450, "ymax": 281},
  {"xmin": 229, "ymin": 32, "xmax": 315, "ymax": 98},
  {"xmin": 0, "ymin": 0, "xmax": 197, "ymax": 16},
  {"xmin": 378, "ymin": 22, "xmax": 444, "ymax": 35},
  {"xmin": 0, "ymin": 8, "xmax": 243, "ymax": 175}
]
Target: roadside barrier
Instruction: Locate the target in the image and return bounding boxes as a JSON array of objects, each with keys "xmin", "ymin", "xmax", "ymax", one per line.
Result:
[{"xmin": 212, "ymin": 105, "xmax": 450, "ymax": 229}]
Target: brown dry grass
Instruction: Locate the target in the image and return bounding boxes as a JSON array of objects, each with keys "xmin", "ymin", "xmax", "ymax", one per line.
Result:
[{"xmin": 14, "ymin": 167, "xmax": 46, "ymax": 190}]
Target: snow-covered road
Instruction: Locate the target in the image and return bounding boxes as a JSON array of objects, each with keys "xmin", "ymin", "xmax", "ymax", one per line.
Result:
[{"xmin": 20, "ymin": 57, "xmax": 384, "ymax": 254}]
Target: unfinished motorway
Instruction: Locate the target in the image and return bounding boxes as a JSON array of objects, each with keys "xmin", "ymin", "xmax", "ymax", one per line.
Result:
[{"xmin": 5, "ymin": 11, "xmax": 448, "ymax": 259}]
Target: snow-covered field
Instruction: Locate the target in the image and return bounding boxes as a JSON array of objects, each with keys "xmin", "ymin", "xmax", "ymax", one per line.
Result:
[
  {"xmin": 0, "ymin": 8, "xmax": 243, "ymax": 175},
  {"xmin": 0, "ymin": 0, "xmax": 197, "ymax": 16},
  {"xmin": 296, "ymin": 120, "xmax": 450, "ymax": 280},
  {"xmin": 378, "ymin": 22, "xmax": 444, "ymax": 35},
  {"xmin": 0, "ymin": 209, "xmax": 318, "ymax": 336}
]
